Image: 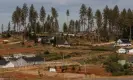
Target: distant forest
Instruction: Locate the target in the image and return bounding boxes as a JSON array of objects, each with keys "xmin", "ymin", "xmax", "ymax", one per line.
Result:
[{"xmin": 1, "ymin": 3, "xmax": 133, "ymax": 42}]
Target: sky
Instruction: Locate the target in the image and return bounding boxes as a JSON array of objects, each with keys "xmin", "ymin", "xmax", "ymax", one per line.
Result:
[{"xmin": 0, "ymin": 0, "xmax": 133, "ymax": 31}]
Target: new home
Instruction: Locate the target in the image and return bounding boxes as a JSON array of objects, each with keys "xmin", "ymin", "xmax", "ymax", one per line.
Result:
[{"xmin": 116, "ymin": 39, "xmax": 131, "ymax": 47}]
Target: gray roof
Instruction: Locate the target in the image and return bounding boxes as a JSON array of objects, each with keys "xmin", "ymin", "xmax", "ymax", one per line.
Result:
[
  {"xmin": 56, "ymin": 39, "xmax": 69, "ymax": 45},
  {"xmin": 0, "ymin": 60, "xmax": 9, "ymax": 65},
  {"xmin": 119, "ymin": 39, "xmax": 131, "ymax": 43},
  {"xmin": 22, "ymin": 56, "xmax": 44, "ymax": 62}
]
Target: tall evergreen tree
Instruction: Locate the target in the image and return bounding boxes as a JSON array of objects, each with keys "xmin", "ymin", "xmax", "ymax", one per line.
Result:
[
  {"xmin": 69, "ymin": 20, "xmax": 75, "ymax": 33},
  {"xmin": 112, "ymin": 5, "xmax": 119, "ymax": 38},
  {"xmin": 126, "ymin": 8, "xmax": 133, "ymax": 40},
  {"xmin": 66, "ymin": 9, "xmax": 70, "ymax": 26},
  {"xmin": 75, "ymin": 20, "xmax": 80, "ymax": 33},
  {"xmin": 63, "ymin": 22, "xmax": 68, "ymax": 32},
  {"xmin": 29, "ymin": 4, "xmax": 38, "ymax": 33},
  {"xmin": 15, "ymin": 6, "xmax": 22, "ymax": 32},
  {"xmin": 40, "ymin": 6, "xmax": 46, "ymax": 32},
  {"xmin": 87, "ymin": 7, "xmax": 93, "ymax": 32},
  {"xmin": 103, "ymin": 5, "xmax": 109, "ymax": 41},
  {"xmin": 1, "ymin": 24, "xmax": 3, "ymax": 34},
  {"xmin": 12, "ymin": 11, "xmax": 17, "ymax": 32},
  {"xmin": 36, "ymin": 21, "xmax": 41, "ymax": 33},
  {"xmin": 80, "ymin": 4, "xmax": 87, "ymax": 31},
  {"xmin": 95, "ymin": 9, "xmax": 102, "ymax": 42},
  {"xmin": 21, "ymin": 3, "xmax": 28, "ymax": 28},
  {"xmin": 118, "ymin": 8, "xmax": 127, "ymax": 38},
  {"xmin": 108, "ymin": 9, "xmax": 113, "ymax": 38},
  {"xmin": 8, "ymin": 22, "xmax": 11, "ymax": 32},
  {"xmin": 51, "ymin": 7, "xmax": 59, "ymax": 32}
]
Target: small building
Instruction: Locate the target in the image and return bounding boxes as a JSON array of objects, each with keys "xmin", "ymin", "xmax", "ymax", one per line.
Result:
[
  {"xmin": 116, "ymin": 39, "xmax": 131, "ymax": 47},
  {"xmin": 56, "ymin": 40, "xmax": 70, "ymax": 48},
  {"xmin": 117, "ymin": 48, "xmax": 127, "ymax": 54}
]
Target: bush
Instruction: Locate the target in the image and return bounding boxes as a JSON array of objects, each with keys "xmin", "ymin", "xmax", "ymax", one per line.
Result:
[{"xmin": 104, "ymin": 54, "xmax": 133, "ymax": 76}]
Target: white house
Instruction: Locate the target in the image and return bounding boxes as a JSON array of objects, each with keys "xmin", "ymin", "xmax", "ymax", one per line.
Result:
[
  {"xmin": 117, "ymin": 48, "xmax": 127, "ymax": 54},
  {"xmin": 128, "ymin": 49, "xmax": 133, "ymax": 54},
  {"xmin": 116, "ymin": 39, "xmax": 131, "ymax": 47}
]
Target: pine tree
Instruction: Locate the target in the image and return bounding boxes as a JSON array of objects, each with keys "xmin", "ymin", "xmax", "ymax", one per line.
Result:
[
  {"xmin": 95, "ymin": 9, "xmax": 102, "ymax": 42},
  {"xmin": 12, "ymin": 11, "xmax": 17, "ymax": 32},
  {"xmin": 40, "ymin": 6, "xmax": 46, "ymax": 32},
  {"xmin": 126, "ymin": 8, "xmax": 133, "ymax": 40},
  {"xmin": 87, "ymin": 7, "xmax": 93, "ymax": 32},
  {"xmin": 21, "ymin": 3, "xmax": 28, "ymax": 28},
  {"xmin": 66, "ymin": 9, "xmax": 70, "ymax": 26},
  {"xmin": 112, "ymin": 5, "xmax": 119, "ymax": 38},
  {"xmin": 63, "ymin": 22, "xmax": 68, "ymax": 32},
  {"xmin": 29, "ymin": 4, "xmax": 38, "ymax": 33},
  {"xmin": 51, "ymin": 7, "xmax": 59, "ymax": 32},
  {"xmin": 69, "ymin": 20, "xmax": 75, "ymax": 33},
  {"xmin": 8, "ymin": 22, "xmax": 11, "ymax": 32},
  {"xmin": 80, "ymin": 4, "xmax": 87, "ymax": 31},
  {"xmin": 1, "ymin": 24, "xmax": 3, "ymax": 34},
  {"xmin": 15, "ymin": 6, "xmax": 22, "ymax": 32},
  {"xmin": 103, "ymin": 5, "xmax": 109, "ymax": 41},
  {"xmin": 75, "ymin": 20, "xmax": 80, "ymax": 33}
]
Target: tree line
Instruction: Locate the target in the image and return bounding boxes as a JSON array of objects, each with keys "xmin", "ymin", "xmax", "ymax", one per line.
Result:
[
  {"xmin": 11, "ymin": 3, "xmax": 59, "ymax": 34},
  {"xmin": 63, "ymin": 4, "xmax": 133, "ymax": 42},
  {"xmin": 1, "ymin": 3, "xmax": 133, "ymax": 42}
]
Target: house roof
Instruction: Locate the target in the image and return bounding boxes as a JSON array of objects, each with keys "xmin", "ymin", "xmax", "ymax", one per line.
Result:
[
  {"xmin": 8, "ymin": 57, "xmax": 18, "ymax": 61},
  {"xmin": 22, "ymin": 56, "xmax": 44, "ymax": 62},
  {"xmin": 120, "ymin": 39, "xmax": 130, "ymax": 43},
  {"xmin": 0, "ymin": 60, "xmax": 9, "ymax": 65},
  {"xmin": 56, "ymin": 39, "xmax": 69, "ymax": 45}
]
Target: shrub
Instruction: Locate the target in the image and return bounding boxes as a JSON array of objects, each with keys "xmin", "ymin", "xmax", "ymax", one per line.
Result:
[{"xmin": 104, "ymin": 54, "xmax": 133, "ymax": 76}]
